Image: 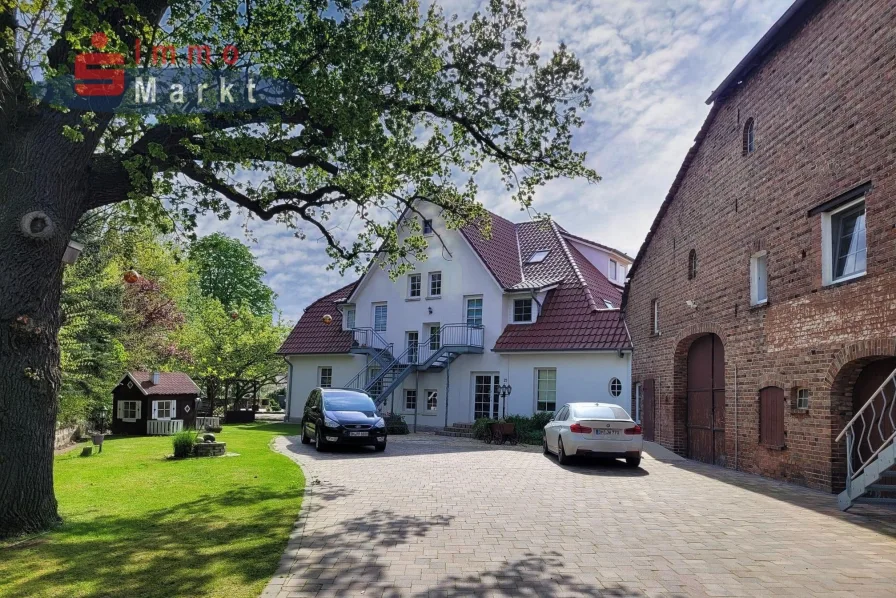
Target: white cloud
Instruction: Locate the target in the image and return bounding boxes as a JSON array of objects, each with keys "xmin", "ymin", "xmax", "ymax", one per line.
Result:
[{"xmin": 192, "ymin": 0, "xmax": 792, "ymax": 321}]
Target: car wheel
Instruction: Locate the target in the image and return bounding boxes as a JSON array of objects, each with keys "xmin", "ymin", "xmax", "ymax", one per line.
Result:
[
  {"xmin": 557, "ymin": 436, "xmax": 570, "ymax": 465},
  {"xmin": 315, "ymin": 427, "xmax": 326, "ymax": 452},
  {"xmin": 374, "ymin": 441, "xmax": 387, "ymax": 452},
  {"xmin": 542, "ymin": 436, "xmax": 549, "ymax": 455},
  {"xmin": 300, "ymin": 423, "xmax": 311, "ymax": 444},
  {"xmin": 626, "ymin": 456, "xmax": 641, "ymax": 468}
]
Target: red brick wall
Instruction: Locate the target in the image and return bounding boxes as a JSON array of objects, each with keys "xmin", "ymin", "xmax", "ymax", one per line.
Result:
[{"xmin": 626, "ymin": 0, "xmax": 896, "ymax": 492}]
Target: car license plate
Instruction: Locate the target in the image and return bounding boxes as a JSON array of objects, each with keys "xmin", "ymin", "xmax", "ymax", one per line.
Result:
[
  {"xmin": 349, "ymin": 431, "xmax": 368, "ymax": 437},
  {"xmin": 595, "ymin": 429, "xmax": 619, "ymax": 436}
]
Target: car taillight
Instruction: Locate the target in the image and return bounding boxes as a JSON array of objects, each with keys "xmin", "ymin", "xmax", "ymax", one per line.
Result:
[
  {"xmin": 624, "ymin": 424, "xmax": 642, "ymax": 435},
  {"xmin": 569, "ymin": 423, "xmax": 592, "ymax": 433}
]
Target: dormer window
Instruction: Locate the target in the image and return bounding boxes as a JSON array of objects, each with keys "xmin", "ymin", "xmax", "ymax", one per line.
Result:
[
  {"xmin": 609, "ymin": 259, "xmax": 618, "ymax": 280},
  {"xmin": 513, "ymin": 298, "xmax": 533, "ymax": 323},
  {"xmin": 422, "ymin": 219, "xmax": 433, "ymax": 235},
  {"xmin": 603, "ymin": 300, "xmax": 614, "ymax": 309},
  {"xmin": 527, "ymin": 250, "xmax": 549, "ymax": 264}
]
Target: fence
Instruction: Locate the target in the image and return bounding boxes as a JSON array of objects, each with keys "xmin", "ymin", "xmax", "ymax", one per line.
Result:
[
  {"xmin": 195, "ymin": 416, "xmax": 221, "ymax": 430},
  {"xmin": 146, "ymin": 419, "xmax": 184, "ymax": 435}
]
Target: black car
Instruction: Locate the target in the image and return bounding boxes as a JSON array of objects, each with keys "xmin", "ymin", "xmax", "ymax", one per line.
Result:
[{"xmin": 300, "ymin": 388, "xmax": 387, "ymax": 452}]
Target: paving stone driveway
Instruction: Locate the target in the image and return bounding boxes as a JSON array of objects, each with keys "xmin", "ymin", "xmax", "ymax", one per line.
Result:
[{"xmin": 265, "ymin": 434, "xmax": 896, "ymax": 597}]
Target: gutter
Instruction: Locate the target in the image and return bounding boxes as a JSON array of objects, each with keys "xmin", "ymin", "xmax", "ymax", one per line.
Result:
[{"xmin": 283, "ymin": 357, "xmax": 294, "ymax": 422}]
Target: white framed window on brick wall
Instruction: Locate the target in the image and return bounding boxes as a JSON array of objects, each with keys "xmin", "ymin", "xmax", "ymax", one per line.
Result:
[
  {"xmin": 119, "ymin": 400, "xmax": 140, "ymax": 422},
  {"xmin": 821, "ymin": 198, "xmax": 867, "ymax": 286},
  {"xmin": 651, "ymin": 299, "xmax": 659, "ymax": 334},
  {"xmin": 796, "ymin": 388, "xmax": 809, "ymax": 410},
  {"xmin": 535, "ymin": 368, "xmax": 557, "ymax": 412},
  {"xmin": 750, "ymin": 251, "xmax": 768, "ymax": 305}
]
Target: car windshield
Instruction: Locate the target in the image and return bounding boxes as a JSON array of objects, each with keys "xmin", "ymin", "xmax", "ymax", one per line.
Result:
[
  {"xmin": 572, "ymin": 404, "xmax": 630, "ymax": 420},
  {"xmin": 324, "ymin": 392, "xmax": 376, "ymax": 412}
]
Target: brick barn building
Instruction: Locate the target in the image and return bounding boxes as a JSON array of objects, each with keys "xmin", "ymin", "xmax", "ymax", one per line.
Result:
[{"xmin": 623, "ymin": 0, "xmax": 896, "ymax": 494}]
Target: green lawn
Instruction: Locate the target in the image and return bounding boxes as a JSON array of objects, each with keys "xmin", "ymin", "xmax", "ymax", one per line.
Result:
[{"xmin": 0, "ymin": 423, "xmax": 304, "ymax": 598}]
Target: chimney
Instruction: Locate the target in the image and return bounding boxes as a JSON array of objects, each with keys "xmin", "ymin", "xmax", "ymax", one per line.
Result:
[{"xmin": 151, "ymin": 371, "xmax": 161, "ymax": 385}]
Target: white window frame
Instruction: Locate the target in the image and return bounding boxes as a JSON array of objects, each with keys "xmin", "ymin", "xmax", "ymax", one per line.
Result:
[
  {"xmin": 428, "ymin": 271, "xmax": 442, "ymax": 298},
  {"xmin": 465, "ymin": 296, "xmax": 483, "ymax": 327},
  {"xmin": 343, "ymin": 306, "xmax": 356, "ymax": 331},
  {"xmin": 750, "ymin": 250, "xmax": 768, "ymax": 306},
  {"xmin": 821, "ymin": 197, "xmax": 867, "ymax": 286},
  {"xmin": 526, "ymin": 250, "xmax": 549, "ymax": 264},
  {"xmin": 652, "ymin": 299, "xmax": 660, "ymax": 334},
  {"xmin": 535, "ymin": 368, "xmax": 557, "ymax": 412},
  {"xmin": 408, "ymin": 274, "xmax": 422, "ymax": 299},
  {"xmin": 120, "ymin": 400, "xmax": 140, "ymax": 422},
  {"xmin": 404, "ymin": 388, "xmax": 417, "ymax": 411},
  {"xmin": 318, "ymin": 366, "xmax": 333, "ymax": 388},
  {"xmin": 153, "ymin": 399, "xmax": 175, "ymax": 420},
  {"xmin": 373, "ymin": 303, "xmax": 388, "ymax": 333},
  {"xmin": 425, "ymin": 389, "xmax": 438, "ymax": 412},
  {"xmin": 609, "ymin": 259, "xmax": 618, "ymax": 281},
  {"xmin": 513, "ymin": 298, "xmax": 533, "ymax": 323},
  {"xmin": 405, "ymin": 331, "xmax": 419, "ymax": 363},
  {"xmin": 609, "ymin": 377, "xmax": 622, "ymax": 398},
  {"xmin": 797, "ymin": 388, "xmax": 809, "ymax": 410},
  {"xmin": 634, "ymin": 383, "xmax": 642, "ymax": 423}
]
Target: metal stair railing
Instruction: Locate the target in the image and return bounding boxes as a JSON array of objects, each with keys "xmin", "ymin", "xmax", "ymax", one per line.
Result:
[
  {"xmin": 343, "ymin": 343, "xmax": 394, "ymax": 390},
  {"xmin": 835, "ymin": 365, "xmax": 896, "ymax": 499},
  {"xmin": 340, "ymin": 323, "xmax": 484, "ymax": 403},
  {"xmin": 351, "ymin": 327, "xmax": 391, "ymax": 351}
]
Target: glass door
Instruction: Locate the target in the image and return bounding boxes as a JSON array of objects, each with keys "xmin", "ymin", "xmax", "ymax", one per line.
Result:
[{"xmin": 473, "ymin": 374, "xmax": 500, "ymax": 420}]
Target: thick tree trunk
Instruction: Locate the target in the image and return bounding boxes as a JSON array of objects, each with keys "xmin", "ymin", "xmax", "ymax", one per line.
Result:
[{"xmin": 0, "ymin": 111, "xmax": 94, "ymax": 538}]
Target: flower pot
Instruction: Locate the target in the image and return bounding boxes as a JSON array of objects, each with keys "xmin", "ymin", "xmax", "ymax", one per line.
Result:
[{"xmin": 91, "ymin": 434, "xmax": 105, "ymax": 446}]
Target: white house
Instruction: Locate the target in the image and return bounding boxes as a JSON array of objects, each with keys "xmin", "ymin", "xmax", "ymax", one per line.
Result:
[{"xmin": 278, "ymin": 203, "xmax": 634, "ymax": 429}]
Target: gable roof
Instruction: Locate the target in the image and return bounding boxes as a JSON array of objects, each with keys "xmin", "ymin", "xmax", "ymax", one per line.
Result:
[
  {"xmin": 623, "ymin": 0, "xmax": 827, "ymax": 311},
  {"xmin": 493, "ymin": 219, "xmax": 631, "ymax": 352},
  {"xmin": 277, "ymin": 281, "xmax": 358, "ymax": 355},
  {"xmin": 282, "ymin": 207, "xmax": 630, "ymax": 354},
  {"xmin": 121, "ymin": 371, "xmax": 200, "ymax": 396}
]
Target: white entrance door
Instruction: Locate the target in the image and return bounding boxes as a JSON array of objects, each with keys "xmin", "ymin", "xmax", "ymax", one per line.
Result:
[{"xmin": 473, "ymin": 374, "xmax": 500, "ymax": 420}]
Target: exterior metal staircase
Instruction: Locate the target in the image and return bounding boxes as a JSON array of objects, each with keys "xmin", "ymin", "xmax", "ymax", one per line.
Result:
[
  {"xmin": 342, "ymin": 323, "xmax": 484, "ymax": 407},
  {"xmin": 350, "ymin": 328, "xmax": 396, "ymax": 368},
  {"xmin": 836, "ymin": 365, "xmax": 896, "ymax": 510}
]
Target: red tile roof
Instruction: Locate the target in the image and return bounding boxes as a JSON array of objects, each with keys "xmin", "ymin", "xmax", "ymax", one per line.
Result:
[
  {"xmin": 460, "ymin": 212, "xmax": 523, "ymax": 289},
  {"xmin": 278, "ymin": 281, "xmax": 358, "ymax": 355},
  {"xmin": 282, "ymin": 209, "xmax": 630, "ymax": 355},
  {"xmin": 125, "ymin": 371, "xmax": 200, "ymax": 396},
  {"xmin": 493, "ymin": 220, "xmax": 629, "ymax": 352}
]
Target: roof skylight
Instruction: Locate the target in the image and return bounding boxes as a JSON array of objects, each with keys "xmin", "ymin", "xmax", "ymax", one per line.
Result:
[{"xmin": 527, "ymin": 250, "xmax": 549, "ymax": 264}]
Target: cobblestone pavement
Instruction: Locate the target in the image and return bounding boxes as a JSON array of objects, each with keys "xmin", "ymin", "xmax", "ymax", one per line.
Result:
[{"xmin": 265, "ymin": 434, "xmax": 896, "ymax": 597}]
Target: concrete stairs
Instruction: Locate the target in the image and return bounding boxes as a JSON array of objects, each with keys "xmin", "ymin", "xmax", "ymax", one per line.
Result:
[{"xmin": 434, "ymin": 422, "xmax": 475, "ymax": 439}]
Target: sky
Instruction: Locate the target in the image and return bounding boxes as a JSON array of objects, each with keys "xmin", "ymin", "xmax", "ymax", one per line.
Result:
[{"xmin": 195, "ymin": 0, "xmax": 794, "ymax": 324}]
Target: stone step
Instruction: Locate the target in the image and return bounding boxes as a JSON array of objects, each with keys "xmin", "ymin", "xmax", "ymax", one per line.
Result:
[
  {"xmin": 449, "ymin": 422, "xmax": 474, "ymax": 429},
  {"xmin": 433, "ymin": 430, "xmax": 474, "ymax": 438},
  {"xmin": 442, "ymin": 427, "xmax": 474, "ymax": 434}
]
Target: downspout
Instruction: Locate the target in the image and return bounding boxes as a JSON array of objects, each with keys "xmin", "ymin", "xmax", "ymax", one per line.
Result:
[
  {"xmin": 413, "ymin": 369, "xmax": 419, "ymax": 433},
  {"xmin": 283, "ymin": 357, "xmax": 294, "ymax": 422},
  {"xmin": 444, "ymin": 356, "xmax": 451, "ymax": 428},
  {"xmin": 734, "ymin": 362, "xmax": 738, "ymax": 471}
]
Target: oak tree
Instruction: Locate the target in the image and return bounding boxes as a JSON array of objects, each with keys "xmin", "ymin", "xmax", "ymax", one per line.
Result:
[{"xmin": 0, "ymin": 0, "xmax": 595, "ymax": 537}]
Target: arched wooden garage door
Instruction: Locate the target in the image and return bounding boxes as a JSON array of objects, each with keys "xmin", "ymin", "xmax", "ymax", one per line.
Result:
[{"xmin": 687, "ymin": 334, "xmax": 725, "ymax": 465}]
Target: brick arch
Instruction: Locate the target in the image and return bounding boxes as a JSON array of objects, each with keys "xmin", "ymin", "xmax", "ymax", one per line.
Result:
[
  {"xmin": 824, "ymin": 338, "xmax": 896, "ymax": 387},
  {"xmin": 757, "ymin": 377, "xmax": 788, "ymax": 392},
  {"xmin": 827, "ymin": 337, "xmax": 896, "ymax": 493},
  {"xmin": 668, "ymin": 323, "xmax": 728, "ymax": 457},
  {"xmin": 672, "ymin": 322, "xmax": 728, "ymax": 350}
]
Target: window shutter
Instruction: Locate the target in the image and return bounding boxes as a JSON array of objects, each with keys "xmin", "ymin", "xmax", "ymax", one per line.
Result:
[
  {"xmin": 136, "ymin": 401, "xmax": 142, "ymax": 419},
  {"xmin": 760, "ymin": 387, "xmax": 785, "ymax": 447},
  {"xmin": 152, "ymin": 401, "xmax": 158, "ymax": 419},
  {"xmin": 117, "ymin": 401, "xmax": 123, "ymax": 419}
]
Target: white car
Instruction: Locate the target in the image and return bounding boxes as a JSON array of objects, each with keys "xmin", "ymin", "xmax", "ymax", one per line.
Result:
[{"xmin": 543, "ymin": 402, "xmax": 643, "ymax": 467}]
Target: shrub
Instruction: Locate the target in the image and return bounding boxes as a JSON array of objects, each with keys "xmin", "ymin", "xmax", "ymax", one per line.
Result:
[
  {"xmin": 383, "ymin": 412, "xmax": 409, "ymax": 435},
  {"xmin": 471, "ymin": 418, "xmax": 498, "ymax": 440},
  {"xmin": 172, "ymin": 430, "xmax": 198, "ymax": 458},
  {"xmin": 268, "ymin": 403, "xmax": 282, "ymax": 412}
]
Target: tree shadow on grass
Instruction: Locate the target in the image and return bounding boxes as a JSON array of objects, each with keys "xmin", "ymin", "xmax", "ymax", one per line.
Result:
[{"xmin": 2, "ymin": 487, "xmax": 303, "ymax": 598}]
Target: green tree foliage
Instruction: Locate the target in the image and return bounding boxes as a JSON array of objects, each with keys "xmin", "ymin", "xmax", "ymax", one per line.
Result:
[{"xmin": 188, "ymin": 233, "xmax": 275, "ymax": 316}]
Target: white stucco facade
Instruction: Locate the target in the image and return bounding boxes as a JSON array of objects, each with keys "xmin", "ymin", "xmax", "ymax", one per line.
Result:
[{"xmin": 284, "ymin": 203, "xmax": 633, "ymax": 427}]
